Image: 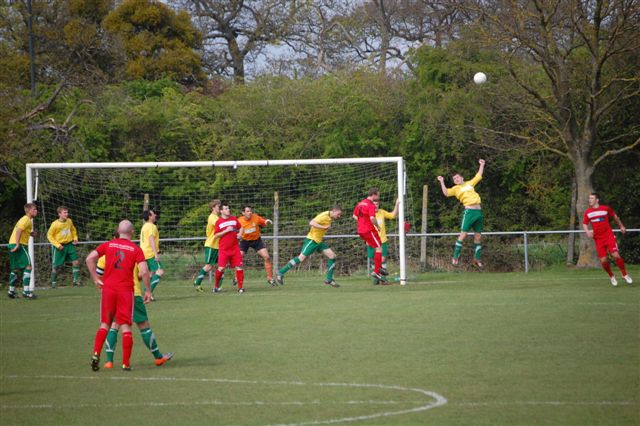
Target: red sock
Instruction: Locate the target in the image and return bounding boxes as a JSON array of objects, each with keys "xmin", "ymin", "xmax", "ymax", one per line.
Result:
[
  {"xmin": 374, "ymin": 251, "xmax": 382, "ymax": 273},
  {"xmin": 214, "ymin": 269, "xmax": 224, "ymax": 289},
  {"xmin": 601, "ymin": 261, "xmax": 613, "ymax": 277},
  {"xmin": 122, "ymin": 331, "xmax": 133, "ymax": 367},
  {"xmin": 93, "ymin": 327, "xmax": 108, "ymax": 355},
  {"xmin": 615, "ymin": 257, "xmax": 627, "ymax": 276},
  {"xmin": 236, "ymin": 269, "xmax": 244, "ymax": 289}
]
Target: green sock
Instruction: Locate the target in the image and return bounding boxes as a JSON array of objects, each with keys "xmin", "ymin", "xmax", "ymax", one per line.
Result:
[
  {"xmin": 151, "ymin": 274, "xmax": 161, "ymax": 292},
  {"xmin": 105, "ymin": 328, "xmax": 119, "ymax": 362},
  {"xmin": 453, "ymin": 240, "xmax": 463, "ymax": 259},
  {"xmin": 72, "ymin": 266, "xmax": 80, "ymax": 283},
  {"xmin": 22, "ymin": 270, "xmax": 31, "ymax": 287},
  {"xmin": 9, "ymin": 272, "xmax": 18, "ymax": 287},
  {"xmin": 326, "ymin": 258, "xmax": 336, "ymax": 281},
  {"xmin": 474, "ymin": 243, "xmax": 482, "ymax": 260},
  {"xmin": 140, "ymin": 328, "xmax": 162, "ymax": 359},
  {"xmin": 51, "ymin": 270, "xmax": 57, "ymax": 286},
  {"xmin": 279, "ymin": 257, "xmax": 301, "ymax": 275},
  {"xmin": 194, "ymin": 268, "xmax": 206, "ymax": 286}
]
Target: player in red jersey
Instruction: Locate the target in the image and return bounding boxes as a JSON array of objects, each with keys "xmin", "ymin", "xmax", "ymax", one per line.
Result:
[
  {"xmin": 85, "ymin": 220, "xmax": 152, "ymax": 371},
  {"xmin": 582, "ymin": 193, "xmax": 633, "ymax": 287},
  {"xmin": 353, "ymin": 188, "xmax": 386, "ymax": 284},
  {"xmin": 213, "ymin": 201, "xmax": 245, "ymax": 293}
]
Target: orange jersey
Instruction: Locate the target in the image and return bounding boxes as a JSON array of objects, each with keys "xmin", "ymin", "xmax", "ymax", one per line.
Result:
[{"xmin": 238, "ymin": 214, "xmax": 268, "ymax": 241}]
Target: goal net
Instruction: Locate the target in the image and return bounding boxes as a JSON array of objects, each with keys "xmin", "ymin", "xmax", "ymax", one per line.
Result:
[{"xmin": 26, "ymin": 159, "xmax": 412, "ymax": 288}]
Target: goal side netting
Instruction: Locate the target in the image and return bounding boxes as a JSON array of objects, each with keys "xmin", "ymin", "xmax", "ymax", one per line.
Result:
[{"xmin": 25, "ymin": 158, "xmax": 412, "ymax": 288}]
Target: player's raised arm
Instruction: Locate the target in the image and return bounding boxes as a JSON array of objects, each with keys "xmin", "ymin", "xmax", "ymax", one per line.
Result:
[
  {"xmin": 436, "ymin": 176, "xmax": 448, "ymax": 197},
  {"xmin": 477, "ymin": 159, "xmax": 486, "ymax": 177},
  {"xmin": 390, "ymin": 198, "xmax": 400, "ymax": 218}
]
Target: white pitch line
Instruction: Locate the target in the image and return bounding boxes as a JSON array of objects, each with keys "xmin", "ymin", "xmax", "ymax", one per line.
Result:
[
  {"xmin": 452, "ymin": 400, "xmax": 635, "ymax": 406},
  {"xmin": 2, "ymin": 375, "xmax": 447, "ymax": 425}
]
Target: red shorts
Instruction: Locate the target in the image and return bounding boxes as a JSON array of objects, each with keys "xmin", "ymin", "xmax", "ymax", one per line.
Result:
[
  {"xmin": 100, "ymin": 287, "xmax": 134, "ymax": 326},
  {"xmin": 359, "ymin": 230, "xmax": 382, "ymax": 249},
  {"xmin": 218, "ymin": 248, "xmax": 243, "ymax": 268},
  {"xmin": 594, "ymin": 234, "xmax": 618, "ymax": 258}
]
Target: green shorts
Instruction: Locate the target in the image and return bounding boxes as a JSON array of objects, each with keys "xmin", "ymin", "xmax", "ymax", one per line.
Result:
[
  {"xmin": 367, "ymin": 242, "xmax": 388, "ymax": 259},
  {"xmin": 204, "ymin": 247, "xmax": 219, "ymax": 265},
  {"xmin": 460, "ymin": 208, "xmax": 484, "ymax": 233},
  {"xmin": 51, "ymin": 243, "xmax": 78, "ymax": 268},
  {"xmin": 146, "ymin": 258, "xmax": 163, "ymax": 272},
  {"xmin": 300, "ymin": 238, "xmax": 330, "ymax": 256},
  {"xmin": 132, "ymin": 295, "xmax": 148, "ymax": 323},
  {"xmin": 8, "ymin": 244, "xmax": 31, "ymax": 271}
]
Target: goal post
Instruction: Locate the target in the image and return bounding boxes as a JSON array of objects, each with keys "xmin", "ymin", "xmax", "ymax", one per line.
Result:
[{"xmin": 25, "ymin": 157, "xmax": 409, "ymax": 289}]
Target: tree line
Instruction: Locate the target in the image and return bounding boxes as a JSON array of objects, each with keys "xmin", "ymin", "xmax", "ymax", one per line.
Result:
[{"xmin": 1, "ymin": 0, "xmax": 639, "ymax": 271}]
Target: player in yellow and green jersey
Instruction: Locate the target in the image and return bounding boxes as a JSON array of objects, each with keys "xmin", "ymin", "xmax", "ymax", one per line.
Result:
[
  {"xmin": 47, "ymin": 206, "xmax": 81, "ymax": 287},
  {"xmin": 437, "ymin": 159, "xmax": 486, "ymax": 268},
  {"xmin": 276, "ymin": 205, "xmax": 343, "ymax": 287},
  {"xmin": 7, "ymin": 203, "xmax": 38, "ymax": 299},
  {"xmin": 367, "ymin": 199, "xmax": 400, "ymax": 276},
  {"xmin": 193, "ymin": 199, "xmax": 223, "ymax": 291},
  {"xmin": 140, "ymin": 208, "xmax": 164, "ymax": 298},
  {"xmin": 97, "ymin": 255, "xmax": 173, "ymax": 368}
]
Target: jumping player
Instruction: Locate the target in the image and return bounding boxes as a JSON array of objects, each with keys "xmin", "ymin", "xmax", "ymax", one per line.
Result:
[
  {"xmin": 86, "ymin": 220, "xmax": 151, "ymax": 371},
  {"xmin": 276, "ymin": 205, "xmax": 343, "ymax": 287},
  {"xmin": 7, "ymin": 203, "xmax": 38, "ymax": 299},
  {"xmin": 437, "ymin": 159, "xmax": 486, "ymax": 267},
  {"xmin": 213, "ymin": 202, "xmax": 245, "ymax": 293},
  {"xmin": 354, "ymin": 188, "xmax": 386, "ymax": 284},
  {"xmin": 47, "ymin": 206, "xmax": 81, "ymax": 287},
  {"xmin": 582, "ymin": 192, "xmax": 633, "ymax": 286},
  {"xmin": 193, "ymin": 199, "xmax": 223, "ymax": 292}
]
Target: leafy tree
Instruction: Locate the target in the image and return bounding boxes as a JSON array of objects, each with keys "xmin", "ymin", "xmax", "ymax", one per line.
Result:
[
  {"xmin": 464, "ymin": 0, "xmax": 640, "ymax": 266},
  {"xmin": 103, "ymin": 0, "xmax": 205, "ymax": 84}
]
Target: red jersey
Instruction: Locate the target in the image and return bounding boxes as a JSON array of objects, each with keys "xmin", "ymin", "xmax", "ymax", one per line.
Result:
[
  {"xmin": 583, "ymin": 205, "xmax": 616, "ymax": 240},
  {"xmin": 215, "ymin": 216, "xmax": 241, "ymax": 251},
  {"xmin": 353, "ymin": 198, "xmax": 376, "ymax": 233},
  {"xmin": 96, "ymin": 238, "xmax": 146, "ymax": 290}
]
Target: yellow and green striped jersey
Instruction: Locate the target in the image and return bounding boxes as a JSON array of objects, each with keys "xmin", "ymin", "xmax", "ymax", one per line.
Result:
[
  {"xmin": 140, "ymin": 222, "xmax": 159, "ymax": 260},
  {"xmin": 205, "ymin": 213, "xmax": 220, "ymax": 249},
  {"xmin": 9, "ymin": 215, "xmax": 32, "ymax": 245},
  {"xmin": 375, "ymin": 209, "xmax": 396, "ymax": 243},
  {"xmin": 47, "ymin": 219, "xmax": 78, "ymax": 248},
  {"xmin": 306, "ymin": 211, "xmax": 332, "ymax": 243},
  {"xmin": 447, "ymin": 173, "xmax": 482, "ymax": 206}
]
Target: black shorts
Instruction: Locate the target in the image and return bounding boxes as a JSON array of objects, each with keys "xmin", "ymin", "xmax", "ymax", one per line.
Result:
[{"xmin": 240, "ymin": 238, "xmax": 266, "ymax": 253}]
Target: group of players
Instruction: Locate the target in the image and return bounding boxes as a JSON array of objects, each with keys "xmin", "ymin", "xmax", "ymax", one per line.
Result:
[{"xmin": 5, "ymin": 159, "xmax": 634, "ymax": 370}]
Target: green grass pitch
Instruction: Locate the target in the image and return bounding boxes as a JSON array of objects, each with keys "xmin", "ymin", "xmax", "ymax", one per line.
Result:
[{"xmin": 1, "ymin": 266, "xmax": 638, "ymax": 425}]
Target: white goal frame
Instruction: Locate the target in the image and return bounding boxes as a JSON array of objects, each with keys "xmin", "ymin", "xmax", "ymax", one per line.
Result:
[{"xmin": 25, "ymin": 157, "xmax": 408, "ymax": 288}]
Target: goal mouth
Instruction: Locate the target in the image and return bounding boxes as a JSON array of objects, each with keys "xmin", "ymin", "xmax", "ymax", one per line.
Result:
[{"xmin": 26, "ymin": 158, "xmax": 410, "ymax": 285}]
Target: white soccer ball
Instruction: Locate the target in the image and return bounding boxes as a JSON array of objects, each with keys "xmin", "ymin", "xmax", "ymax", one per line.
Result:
[{"xmin": 473, "ymin": 72, "xmax": 487, "ymax": 85}]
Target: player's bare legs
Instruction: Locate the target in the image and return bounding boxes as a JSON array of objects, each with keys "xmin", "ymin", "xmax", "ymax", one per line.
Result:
[{"xmin": 257, "ymin": 247, "xmax": 274, "ymax": 284}]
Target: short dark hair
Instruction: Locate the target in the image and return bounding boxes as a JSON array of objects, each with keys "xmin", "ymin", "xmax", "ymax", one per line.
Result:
[
  {"xmin": 590, "ymin": 192, "xmax": 600, "ymax": 201},
  {"xmin": 142, "ymin": 209, "xmax": 157, "ymax": 221},
  {"xmin": 368, "ymin": 187, "xmax": 379, "ymax": 196},
  {"xmin": 330, "ymin": 204, "xmax": 342, "ymax": 211},
  {"xmin": 243, "ymin": 204, "xmax": 252, "ymax": 211},
  {"xmin": 221, "ymin": 201, "xmax": 231, "ymax": 210}
]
